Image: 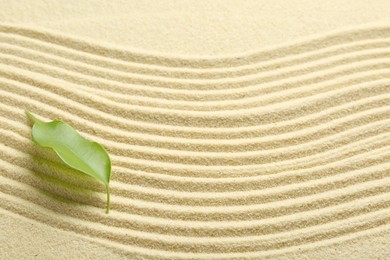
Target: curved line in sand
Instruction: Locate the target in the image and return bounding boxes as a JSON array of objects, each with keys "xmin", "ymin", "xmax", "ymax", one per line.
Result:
[
  {"xmin": 1, "ymin": 85, "xmax": 388, "ymax": 136},
  {"xmin": 0, "ymin": 180, "xmax": 388, "ymax": 239},
  {"xmin": 1, "ymin": 42, "xmax": 390, "ymax": 92},
  {"xmin": 1, "ymin": 152, "xmax": 389, "ymax": 218},
  {"xmin": 0, "ymin": 51, "xmax": 389, "ymax": 113},
  {"xmin": 1, "ymin": 139, "xmax": 388, "ymax": 204},
  {"xmin": 2, "ymin": 105, "xmax": 388, "ymax": 154},
  {"xmin": 2, "ymin": 117, "xmax": 389, "ymax": 171},
  {"xmin": 0, "ymin": 72, "xmax": 389, "ymax": 128},
  {"xmin": 1, "ymin": 205, "xmax": 388, "ymax": 259},
  {"xmin": 1, "ymin": 23, "xmax": 390, "ymax": 67},
  {"xmin": 1, "ymin": 137, "xmax": 388, "ymax": 196},
  {"xmin": 0, "ymin": 189, "xmax": 389, "ymax": 254}
]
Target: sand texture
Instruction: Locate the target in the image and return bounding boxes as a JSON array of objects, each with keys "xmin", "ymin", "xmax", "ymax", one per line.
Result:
[{"xmin": 0, "ymin": 1, "xmax": 390, "ymax": 259}]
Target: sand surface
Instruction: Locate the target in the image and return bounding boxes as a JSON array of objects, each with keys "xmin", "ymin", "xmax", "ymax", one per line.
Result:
[{"xmin": 0, "ymin": 0, "xmax": 390, "ymax": 259}]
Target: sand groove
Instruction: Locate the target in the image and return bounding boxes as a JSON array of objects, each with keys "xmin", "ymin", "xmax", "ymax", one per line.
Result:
[{"xmin": 0, "ymin": 24, "xmax": 389, "ymax": 259}]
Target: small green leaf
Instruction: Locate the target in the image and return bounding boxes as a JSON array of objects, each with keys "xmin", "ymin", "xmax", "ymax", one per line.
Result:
[{"xmin": 26, "ymin": 111, "xmax": 111, "ymax": 213}]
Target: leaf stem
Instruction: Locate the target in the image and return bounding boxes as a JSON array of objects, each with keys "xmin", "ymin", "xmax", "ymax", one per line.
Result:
[{"xmin": 105, "ymin": 184, "xmax": 110, "ymax": 214}]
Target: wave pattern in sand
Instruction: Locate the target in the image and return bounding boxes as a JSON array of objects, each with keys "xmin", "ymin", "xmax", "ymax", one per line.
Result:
[{"xmin": 0, "ymin": 24, "xmax": 389, "ymax": 259}]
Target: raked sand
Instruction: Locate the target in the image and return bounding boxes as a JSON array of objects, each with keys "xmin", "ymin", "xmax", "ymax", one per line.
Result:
[{"xmin": 0, "ymin": 1, "xmax": 390, "ymax": 259}]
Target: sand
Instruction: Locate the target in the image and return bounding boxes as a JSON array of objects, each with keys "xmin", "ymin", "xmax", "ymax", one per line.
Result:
[{"xmin": 0, "ymin": 0, "xmax": 389, "ymax": 259}]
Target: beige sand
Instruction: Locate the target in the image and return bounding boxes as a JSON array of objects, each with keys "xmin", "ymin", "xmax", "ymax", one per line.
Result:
[{"xmin": 0, "ymin": 0, "xmax": 390, "ymax": 259}]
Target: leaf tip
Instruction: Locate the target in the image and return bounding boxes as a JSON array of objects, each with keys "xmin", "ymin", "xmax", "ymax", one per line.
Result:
[
  {"xmin": 25, "ymin": 111, "xmax": 41, "ymax": 124},
  {"xmin": 25, "ymin": 110, "xmax": 34, "ymax": 121}
]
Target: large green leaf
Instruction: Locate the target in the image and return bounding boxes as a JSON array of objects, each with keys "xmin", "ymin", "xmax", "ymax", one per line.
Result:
[{"xmin": 26, "ymin": 111, "xmax": 111, "ymax": 213}]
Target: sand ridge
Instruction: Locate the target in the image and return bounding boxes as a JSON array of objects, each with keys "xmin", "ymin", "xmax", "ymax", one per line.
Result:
[{"xmin": 0, "ymin": 16, "xmax": 389, "ymax": 260}]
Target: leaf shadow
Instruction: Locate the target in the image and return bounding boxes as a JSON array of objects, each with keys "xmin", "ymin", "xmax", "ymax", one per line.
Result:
[{"xmin": 27, "ymin": 145, "xmax": 106, "ymax": 215}]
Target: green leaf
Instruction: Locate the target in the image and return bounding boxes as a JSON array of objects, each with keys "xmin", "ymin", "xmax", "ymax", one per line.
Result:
[{"xmin": 25, "ymin": 111, "xmax": 111, "ymax": 213}]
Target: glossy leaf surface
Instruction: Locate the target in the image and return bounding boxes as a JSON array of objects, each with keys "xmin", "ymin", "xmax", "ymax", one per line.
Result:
[{"xmin": 26, "ymin": 111, "xmax": 111, "ymax": 213}]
